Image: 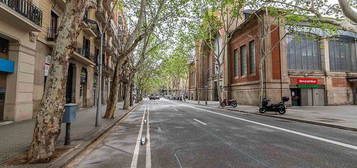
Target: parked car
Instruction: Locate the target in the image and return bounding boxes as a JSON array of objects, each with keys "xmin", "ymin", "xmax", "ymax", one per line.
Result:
[{"xmin": 149, "ymin": 95, "xmax": 160, "ymax": 100}]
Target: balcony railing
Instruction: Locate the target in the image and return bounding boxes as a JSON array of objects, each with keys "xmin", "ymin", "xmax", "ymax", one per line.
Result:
[
  {"xmin": 75, "ymin": 47, "xmax": 96, "ymax": 62},
  {"xmin": 47, "ymin": 28, "xmax": 58, "ymax": 41},
  {"xmin": 0, "ymin": 0, "xmax": 43, "ymax": 26}
]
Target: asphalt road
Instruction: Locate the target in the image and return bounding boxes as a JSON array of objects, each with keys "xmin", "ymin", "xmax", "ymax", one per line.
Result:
[{"xmin": 75, "ymin": 99, "xmax": 357, "ymax": 168}]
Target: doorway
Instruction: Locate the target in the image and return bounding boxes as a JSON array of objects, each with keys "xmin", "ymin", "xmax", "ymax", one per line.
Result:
[
  {"xmin": 66, "ymin": 64, "xmax": 76, "ymax": 103},
  {"xmin": 291, "ymin": 88, "xmax": 301, "ymax": 106},
  {"xmin": 213, "ymin": 81, "xmax": 219, "ymax": 101},
  {"xmin": 354, "ymin": 87, "xmax": 357, "ymax": 105},
  {"xmin": 80, "ymin": 68, "xmax": 88, "ymax": 107}
]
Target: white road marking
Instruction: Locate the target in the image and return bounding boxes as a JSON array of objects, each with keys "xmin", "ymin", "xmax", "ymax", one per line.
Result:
[
  {"xmin": 130, "ymin": 106, "xmax": 147, "ymax": 168},
  {"xmin": 184, "ymin": 104, "xmax": 357, "ymax": 151},
  {"xmin": 146, "ymin": 107, "xmax": 152, "ymax": 168},
  {"xmin": 193, "ymin": 118, "xmax": 207, "ymax": 126}
]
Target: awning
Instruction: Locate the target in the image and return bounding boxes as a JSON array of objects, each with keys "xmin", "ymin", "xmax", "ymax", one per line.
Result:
[{"xmin": 0, "ymin": 58, "xmax": 14, "ymax": 73}]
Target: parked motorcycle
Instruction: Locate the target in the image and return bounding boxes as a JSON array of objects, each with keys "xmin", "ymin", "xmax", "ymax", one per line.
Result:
[
  {"xmin": 259, "ymin": 97, "xmax": 289, "ymax": 114},
  {"xmin": 220, "ymin": 99, "xmax": 238, "ymax": 108}
]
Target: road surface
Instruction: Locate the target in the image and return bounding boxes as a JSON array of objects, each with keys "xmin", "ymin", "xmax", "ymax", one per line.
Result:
[{"xmin": 74, "ymin": 99, "xmax": 357, "ymax": 168}]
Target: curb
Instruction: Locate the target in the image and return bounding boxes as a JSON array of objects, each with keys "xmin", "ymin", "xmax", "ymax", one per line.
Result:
[
  {"xmin": 184, "ymin": 101, "xmax": 357, "ymax": 133},
  {"xmin": 50, "ymin": 102, "xmax": 142, "ymax": 168},
  {"xmin": 225, "ymin": 108, "xmax": 357, "ymax": 132}
]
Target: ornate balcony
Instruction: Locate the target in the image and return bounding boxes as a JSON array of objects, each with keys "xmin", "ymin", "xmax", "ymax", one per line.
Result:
[{"xmin": 0, "ymin": 0, "xmax": 42, "ymax": 26}]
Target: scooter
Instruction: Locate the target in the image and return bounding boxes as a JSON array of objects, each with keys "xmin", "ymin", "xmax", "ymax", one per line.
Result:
[
  {"xmin": 259, "ymin": 97, "xmax": 289, "ymax": 114},
  {"xmin": 220, "ymin": 99, "xmax": 238, "ymax": 108}
]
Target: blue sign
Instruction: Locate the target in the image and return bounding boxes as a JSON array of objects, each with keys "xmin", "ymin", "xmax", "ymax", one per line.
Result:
[{"xmin": 0, "ymin": 58, "xmax": 14, "ymax": 73}]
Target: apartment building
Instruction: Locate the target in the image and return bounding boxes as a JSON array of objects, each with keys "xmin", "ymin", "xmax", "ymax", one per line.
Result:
[
  {"xmin": 0, "ymin": 0, "xmax": 43, "ymax": 121},
  {"xmin": 0, "ymin": 0, "xmax": 119, "ymax": 121}
]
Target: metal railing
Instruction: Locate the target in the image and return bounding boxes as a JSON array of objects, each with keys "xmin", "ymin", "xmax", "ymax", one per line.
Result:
[
  {"xmin": 0, "ymin": 0, "xmax": 43, "ymax": 26},
  {"xmin": 75, "ymin": 47, "xmax": 97, "ymax": 63},
  {"xmin": 47, "ymin": 28, "xmax": 58, "ymax": 41}
]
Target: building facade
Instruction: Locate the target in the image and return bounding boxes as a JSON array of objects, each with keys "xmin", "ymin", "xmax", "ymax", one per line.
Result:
[
  {"xmin": 191, "ymin": 9, "xmax": 357, "ymax": 106},
  {"xmin": 227, "ymin": 10, "xmax": 357, "ymax": 106},
  {"xmin": 0, "ymin": 0, "xmax": 43, "ymax": 121},
  {"xmin": 0, "ymin": 0, "xmax": 119, "ymax": 122}
]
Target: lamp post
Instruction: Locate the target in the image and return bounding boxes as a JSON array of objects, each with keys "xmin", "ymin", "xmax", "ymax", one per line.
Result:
[{"xmin": 86, "ymin": 19, "xmax": 103, "ymax": 127}]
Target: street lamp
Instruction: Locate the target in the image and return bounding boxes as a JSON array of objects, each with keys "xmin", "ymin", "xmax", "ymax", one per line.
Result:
[{"xmin": 86, "ymin": 19, "xmax": 103, "ymax": 127}]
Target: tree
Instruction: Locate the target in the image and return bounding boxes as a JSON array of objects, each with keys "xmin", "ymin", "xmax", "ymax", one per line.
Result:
[
  {"xmin": 338, "ymin": 0, "xmax": 357, "ymax": 23},
  {"xmin": 246, "ymin": 0, "xmax": 357, "ymax": 105},
  {"xmin": 258, "ymin": 0, "xmax": 357, "ymax": 33},
  {"xmin": 28, "ymin": 0, "xmax": 95, "ymax": 162},
  {"xmin": 189, "ymin": 0, "xmax": 245, "ymax": 104},
  {"xmin": 104, "ymin": 0, "xmax": 192, "ymax": 117}
]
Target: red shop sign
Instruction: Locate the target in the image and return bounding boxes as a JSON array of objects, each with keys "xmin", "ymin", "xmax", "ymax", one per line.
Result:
[{"xmin": 297, "ymin": 78, "xmax": 318, "ymax": 85}]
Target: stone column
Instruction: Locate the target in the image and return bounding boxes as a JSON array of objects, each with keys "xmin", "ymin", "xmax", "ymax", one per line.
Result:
[
  {"xmin": 322, "ymin": 38, "xmax": 332, "ymax": 105},
  {"xmin": 4, "ymin": 43, "xmax": 35, "ymax": 121}
]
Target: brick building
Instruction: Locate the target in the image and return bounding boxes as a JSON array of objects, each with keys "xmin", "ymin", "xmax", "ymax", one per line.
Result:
[
  {"xmin": 190, "ymin": 8, "xmax": 357, "ymax": 106},
  {"xmin": 226, "ymin": 9, "xmax": 357, "ymax": 106}
]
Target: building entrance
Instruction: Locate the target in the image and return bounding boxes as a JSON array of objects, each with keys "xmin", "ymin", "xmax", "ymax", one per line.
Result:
[
  {"xmin": 291, "ymin": 88, "xmax": 301, "ymax": 106},
  {"xmin": 291, "ymin": 88, "xmax": 325, "ymax": 106}
]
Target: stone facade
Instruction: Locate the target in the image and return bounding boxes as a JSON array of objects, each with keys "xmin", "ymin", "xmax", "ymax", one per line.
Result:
[
  {"xmin": 0, "ymin": 0, "xmax": 42, "ymax": 121},
  {"xmin": 0, "ymin": 0, "xmax": 120, "ymax": 121}
]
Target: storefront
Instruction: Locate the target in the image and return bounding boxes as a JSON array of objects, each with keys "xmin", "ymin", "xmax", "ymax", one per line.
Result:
[
  {"xmin": 0, "ymin": 37, "xmax": 14, "ymax": 120},
  {"xmin": 290, "ymin": 78, "xmax": 326, "ymax": 106}
]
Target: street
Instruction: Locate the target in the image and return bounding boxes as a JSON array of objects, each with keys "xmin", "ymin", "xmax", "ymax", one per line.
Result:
[{"xmin": 74, "ymin": 99, "xmax": 357, "ymax": 168}]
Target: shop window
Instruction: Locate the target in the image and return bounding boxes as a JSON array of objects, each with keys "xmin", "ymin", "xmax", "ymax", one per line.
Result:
[
  {"xmin": 240, "ymin": 45, "xmax": 247, "ymax": 76},
  {"xmin": 249, "ymin": 41, "xmax": 256, "ymax": 74},
  {"xmin": 0, "ymin": 37, "xmax": 9, "ymax": 56},
  {"xmin": 287, "ymin": 33, "xmax": 321, "ymax": 70},
  {"xmin": 233, "ymin": 49, "xmax": 238, "ymax": 77},
  {"xmin": 329, "ymin": 36, "xmax": 357, "ymax": 72}
]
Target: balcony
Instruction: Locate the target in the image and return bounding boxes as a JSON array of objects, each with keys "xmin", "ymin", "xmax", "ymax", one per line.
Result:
[
  {"xmin": 71, "ymin": 47, "xmax": 96, "ymax": 67},
  {"xmin": 47, "ymin": 28, "xmax": 58, "ymax": 41},
  {"xmin": 0, "ymin": 0, "xmax": 42, "ymax": 27}
]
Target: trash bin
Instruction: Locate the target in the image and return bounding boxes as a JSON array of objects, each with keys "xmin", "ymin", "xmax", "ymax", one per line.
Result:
[
  {"xmin": 62, "ymin": 104, "xmax": 77, "ymax": 145},
  {"xmin": 62, "ymin": 103, "xmax": 77, "ymax": 123}
]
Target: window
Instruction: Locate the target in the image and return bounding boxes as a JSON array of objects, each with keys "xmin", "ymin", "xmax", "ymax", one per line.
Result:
[
  {"xmin": 287, "ymin": 33, "xmax": 321, "ymax": 70},
  {"xmin": 82, "ymin": 37, "xmax": 90, "ymax": 58},
  {"xmin": 240, "ymin": 45, "xmax": 247, "ymax": 76},
  {"xmin": 329, "ymin": 36, "xmax": 357, "ymax": 72},
  {"xmin": 214, "ymin": 35, "xmax": 222, "ymax": 74},
  {"xmin": 233, "ymin": 49, "xmax": 238, "ymax": 77},
  {"xmin": 249, "ymin": 41, "xmax": 256, "ymax": 74}
]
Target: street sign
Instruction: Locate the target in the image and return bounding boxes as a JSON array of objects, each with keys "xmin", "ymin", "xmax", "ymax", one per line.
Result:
[
  {"xmin": 297, "ymin": 84, "xmax": 319, "ymax": 88},
  {"xmin": 297, "ymin": 78, "xmax": 318, "ymax": 85}
]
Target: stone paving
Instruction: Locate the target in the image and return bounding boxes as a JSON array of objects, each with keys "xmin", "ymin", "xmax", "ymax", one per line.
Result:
[
  {"xmin": 185, "ymin": 100, "xmax": 357, "ymax": 131},
  {"xmin": 0, "ymin": 102, "xmax": 130, "ymax": 164}
]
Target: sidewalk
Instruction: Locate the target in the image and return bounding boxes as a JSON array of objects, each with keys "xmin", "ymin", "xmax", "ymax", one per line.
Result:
[
  {"xmin": 185, "ymin": 100, "xmax": 357, "ymax": 131},
  {"xmin": 0, "ymin": 102, "xmax": 138, "ymax": 167}
]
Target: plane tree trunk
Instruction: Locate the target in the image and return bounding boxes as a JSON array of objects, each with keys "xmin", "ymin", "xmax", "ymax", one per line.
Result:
[
  {"xmin": 28, "ymin": 0, "xmax": 90, "ymax": 163},
  {"xmin": 104, "ymin": 60, "xmax": 121, "ymax": 119}
]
